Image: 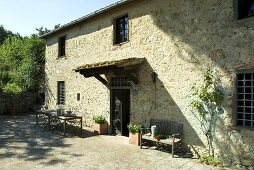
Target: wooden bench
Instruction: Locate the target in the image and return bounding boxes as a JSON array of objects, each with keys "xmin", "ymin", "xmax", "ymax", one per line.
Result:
[{"xmin": 140, "ymin": 119, "xmax": 183, "ymax": 157}]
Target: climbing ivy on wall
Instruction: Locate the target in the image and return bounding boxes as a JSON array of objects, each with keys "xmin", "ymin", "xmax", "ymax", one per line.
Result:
[{"xmin": 190, "ymin": 69, "xmax": 224, "ymax": 162}]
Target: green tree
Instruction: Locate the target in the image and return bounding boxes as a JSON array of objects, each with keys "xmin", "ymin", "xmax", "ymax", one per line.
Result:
[
  {"xmin": 0, "ymin": 25, "xmax": 21, "ymax": 45},
  {"xmin": 34, "ymin": 26, "xmax": 50, "ymax": 37},
  {"xmin": 54, "ymin": 24, "xmax": 61, "ymax": 29},
  {"xmin": 0, "ymin": 36, "xmax": 45, "ymax": 93}
]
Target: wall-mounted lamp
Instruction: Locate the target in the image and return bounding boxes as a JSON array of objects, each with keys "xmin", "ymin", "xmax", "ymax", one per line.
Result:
[{"xmin": 151, "ymin": 71, "xmax": 157, "ymax": 83}]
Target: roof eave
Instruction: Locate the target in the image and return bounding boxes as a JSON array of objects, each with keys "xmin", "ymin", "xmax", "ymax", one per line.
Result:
[{"xmin": 40, "ymin": 0, "xmax": 135, "ymax": 39}]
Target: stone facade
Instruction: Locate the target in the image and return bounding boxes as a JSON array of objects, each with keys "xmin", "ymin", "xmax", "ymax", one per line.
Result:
[{"xmin": 44, "ymin": 0, "xmax": 254, "ymax": 166}]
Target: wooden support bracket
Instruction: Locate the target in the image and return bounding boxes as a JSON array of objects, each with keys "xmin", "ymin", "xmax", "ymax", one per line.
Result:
[{"xmin": 94, "ymin": 75, "xmax": 108, "ymax": 86}]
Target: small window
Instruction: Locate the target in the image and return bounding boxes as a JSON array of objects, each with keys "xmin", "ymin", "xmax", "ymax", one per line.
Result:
[
  {"xmin": 236, "ymin": 73, "xmax": 254, "ymax": 127},
  {"xmin": 58, "ymin": 36, "xmax": 66, "ymax": 57},
  {"xmin": 57, "ymin": 81, "xmax": 65, "ymax": 105},
  {"xmin": 77, "ymin": 93, "xmax": 80, "ymax": 101},
  {"xmin": 238, "ymin": 0, "xmax": 254, "ymax": 19},
  {"xmin": 114, "ymin": 15, "xmax": 128, "ymax": 44}
]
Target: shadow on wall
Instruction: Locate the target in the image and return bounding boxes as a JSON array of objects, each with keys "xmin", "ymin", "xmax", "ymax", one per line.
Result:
[
  {"xmin": 43, "ymin": 0, "xmax": 254, "ymax": 165},
  {"xmin": 44, "ymin": 67, "xmax": 55, "ymax": 108},
  {"xmin": 150, "ymin": 0, "xmax": 253, "ymax": 70},
  {"xmin": 215, "ymin": 116, "xmax": 254, "ymax": 165},
  {"xmin": 148, "ymin": 0, "xmax": 254, "ymax": 165},
  {"xmin": 132, "ymin": 61, "xmax": 205, "ymax": 151}
]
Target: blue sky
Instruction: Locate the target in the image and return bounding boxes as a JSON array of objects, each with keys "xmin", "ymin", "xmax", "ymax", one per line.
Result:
[{"xmin": 0, "ymin": 0, "xmax": 119, "ymax": 36}]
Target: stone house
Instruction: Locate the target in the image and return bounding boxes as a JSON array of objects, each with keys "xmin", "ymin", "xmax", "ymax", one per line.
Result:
[{"xmin": 41, "ymin": 0, "xmax": 254, "ymax": 166}]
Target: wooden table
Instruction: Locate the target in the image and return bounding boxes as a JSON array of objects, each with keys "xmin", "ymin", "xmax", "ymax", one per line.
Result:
[{"xmin": 36, "ymin": 109, "xmax": 83, "ymax": 136}]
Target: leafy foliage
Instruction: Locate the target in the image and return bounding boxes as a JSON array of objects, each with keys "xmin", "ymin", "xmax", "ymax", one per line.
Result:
[
  {"xmin": 0, "ymin": 25, "xmax": 18, "ymax": 45},
  {"xmin": 0, "ymin": 26, "xmax": 45, "ymax": 93},
  {"xmin": 127, "ymin": 124, "xmax": 142, "ymax": 133},
  {"xmin": 93, "ymin": 115, "xmax": 107, "ymax": 124},
  {"xmin": 34, "ymin": 27, "xmax": 50, "ymax": 37},
  {"xmin": 200, "ymin": 154, "xmax": 221, "ymax": 166},
  {"xmin": 190, "ymin": 69, "xmax": 224, "ymax": 159},
  {"xmin": 3, "ymin": 83, "xmax": 22, "ymax": 93},
  {"xmin": 33, "ymin": 24, "xmax": 60, "ymax": 37}
]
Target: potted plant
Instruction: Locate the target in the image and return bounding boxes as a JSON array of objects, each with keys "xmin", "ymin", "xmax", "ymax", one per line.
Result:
[
  {"xmin": 93, "ymin": 115, "xmax": 108, "ymax": 135},
  {"xmin": 128, "ymin": 124, "xmax": 142, "ymax": 146}
]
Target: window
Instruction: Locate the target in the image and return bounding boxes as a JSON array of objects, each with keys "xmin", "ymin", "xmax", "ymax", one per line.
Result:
[
  {"xmin": 236, "ymin": 73, "xmax": 254, "ymax": 127},
  {"xmin": 237, "ymin": 0, "xmax": 254, "ymax": 19},
  {"xmin": 77, "ymin": 93, "xmax": 80, "ymax": 101},
  {"xmin": 114, "ymin": 15, "xmax": 128, "ymax": 44},
  {"xmin": 110, "ymin": 76, "xmax": 131, "ymax": 87},
  {"xmin": 58, "ymin": 36, "xmax": 66, "ymax": 57},
  {"xmin": 57, "ymin": 81, "xmax": 65, "ymax": 105}
]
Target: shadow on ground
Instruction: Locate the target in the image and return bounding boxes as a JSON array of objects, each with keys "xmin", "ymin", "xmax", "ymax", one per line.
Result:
[
  {"xmin": 0, "ymin": 114, "xmax": 95, "ymax": 165},
  {"xmin": 140, "ymin": 139, "xmax": 195, "ymax": 159}
]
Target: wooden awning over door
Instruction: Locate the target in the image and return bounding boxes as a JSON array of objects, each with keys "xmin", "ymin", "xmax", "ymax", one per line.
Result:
[{"xmin": 74, "ymin": 58, "xmax": 145, "ymax": 86}]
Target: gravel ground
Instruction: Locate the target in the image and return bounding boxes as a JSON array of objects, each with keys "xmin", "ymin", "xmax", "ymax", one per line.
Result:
[{"xmin": 0, "ymin": 115, "xmax": 236, "ymax": 170}]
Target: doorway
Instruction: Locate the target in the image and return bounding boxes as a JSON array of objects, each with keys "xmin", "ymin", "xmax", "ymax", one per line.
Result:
[{"xmin": 111, "ymin": 89, "xmax": 130, "ymax": 136}]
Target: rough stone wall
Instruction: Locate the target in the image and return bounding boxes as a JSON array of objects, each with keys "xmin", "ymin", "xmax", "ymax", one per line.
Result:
[
  {"xmin": 0, "ymin": 93, "xmax": 37, "ymax": 114},
  {"xmin": 44, "ymin": 0, "xmax": 254, "ymax": 166}
]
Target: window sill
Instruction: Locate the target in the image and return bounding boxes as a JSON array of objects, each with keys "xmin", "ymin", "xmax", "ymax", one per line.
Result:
[
  {"xmin": 234, "ymin": 125, "xmax": 254, "ymax": 132},
  {"xmin": 113, "ymin": 41, "xmax": 129, "ymax": 46},
  {"xmin": 235, "ymin": 16, "xmax": 254, "ymax": 26},
  {"xmin": 57, "ymin": 56, "xmax": 67, "ymax": 60}
]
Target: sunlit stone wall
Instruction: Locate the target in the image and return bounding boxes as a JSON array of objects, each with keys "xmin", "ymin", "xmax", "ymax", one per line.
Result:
[{"xmin": 44, "ymin": 0, "xmax": 254, "ymax": 166}]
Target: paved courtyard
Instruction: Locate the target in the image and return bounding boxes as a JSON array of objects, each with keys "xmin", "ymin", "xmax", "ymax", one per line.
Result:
[{"xmin": 0, "ymin": 115, "xmax": 234, "ymax": 170}]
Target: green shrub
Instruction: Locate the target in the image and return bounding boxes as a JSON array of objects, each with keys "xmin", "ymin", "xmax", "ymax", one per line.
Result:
[
  {"xmin": 93, "ymin": 115, "xmax": 106, "ymax": 124},
  {"xmin": 3, "ymin": 83, "xmax": 22, "ymax": 93},
  {"xmin": 0, "ymin": 36, "xmax": 45, "ymax": 93},
  {"xmin": 200, "ymin": 154, "xmax": 221, "ymax": 166},
  {"xmin": 127, "ymin": 124, "xmax": 142, "ymax": 133}
]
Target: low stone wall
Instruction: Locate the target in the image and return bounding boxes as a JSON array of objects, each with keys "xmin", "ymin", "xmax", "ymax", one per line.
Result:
[{"xmin": 0, "ymin": 93, "xmax": 38, "ymax": 115}]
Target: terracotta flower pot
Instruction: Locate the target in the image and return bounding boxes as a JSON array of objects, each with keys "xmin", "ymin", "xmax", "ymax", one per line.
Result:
[
  {"xmin": 94, "ymin": 123, "xmax": 108, "ymax": 135},
  {"xmin": 129, "ymin": 132, "xmax": 140, "ymax": 146}
]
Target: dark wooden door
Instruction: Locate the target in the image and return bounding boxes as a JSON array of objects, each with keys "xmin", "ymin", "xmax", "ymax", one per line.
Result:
[{"xmin": 111, "ymin": 89, "xmax": 130, "ymax": 136}]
